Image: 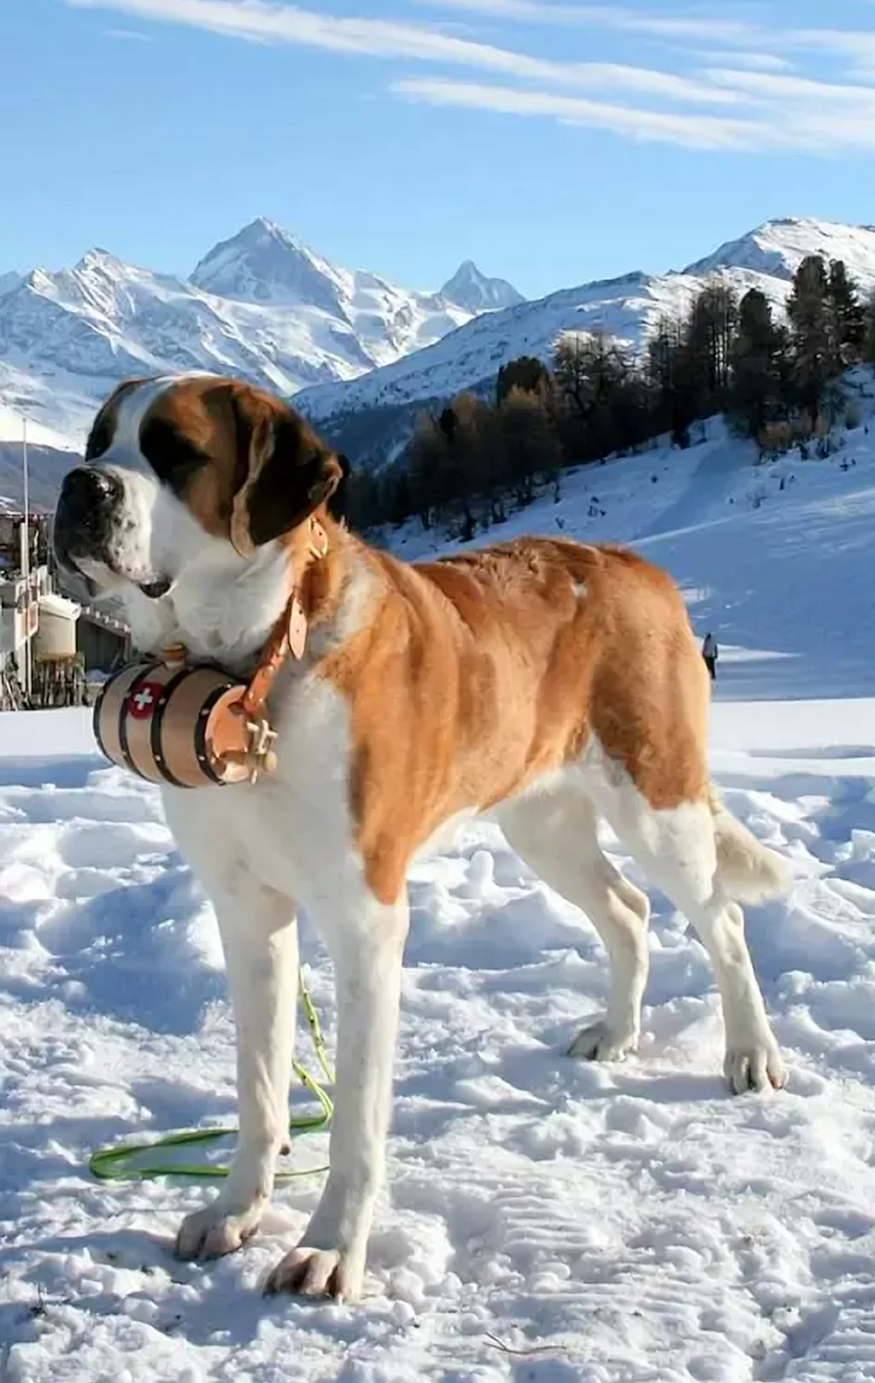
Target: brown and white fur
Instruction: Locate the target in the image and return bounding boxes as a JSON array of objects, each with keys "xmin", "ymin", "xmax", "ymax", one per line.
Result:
[{"xmin": 53, "ymin": 373, "xmax": 790, "ymax": 1303}]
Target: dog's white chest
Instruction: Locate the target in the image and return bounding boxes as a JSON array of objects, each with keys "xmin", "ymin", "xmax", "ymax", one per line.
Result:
[{"xmin": 162, "ymin": 671, "xmax": 358, "ymax": 906}]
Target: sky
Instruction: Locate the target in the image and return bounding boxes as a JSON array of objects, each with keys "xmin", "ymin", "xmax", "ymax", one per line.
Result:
[{"xmin": 4, "ymin": 0, "xmax": 875, "ymax": 298}]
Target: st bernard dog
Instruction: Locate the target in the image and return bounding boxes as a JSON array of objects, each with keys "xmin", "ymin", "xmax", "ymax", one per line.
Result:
[{"xmin": 53, "ymin": 373, "xmax": 790, "ymax": 1303}]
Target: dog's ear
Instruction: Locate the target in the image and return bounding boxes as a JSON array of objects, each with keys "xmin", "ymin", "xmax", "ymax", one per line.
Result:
[{"xmin": 228, "ymin": 386, "xmax": 341, "ymax": 554}]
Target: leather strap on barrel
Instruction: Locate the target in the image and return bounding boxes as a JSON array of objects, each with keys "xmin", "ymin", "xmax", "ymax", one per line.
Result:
[{"xmin": 239, "ymin": 516, "xmax": 329, "ymax": 722}]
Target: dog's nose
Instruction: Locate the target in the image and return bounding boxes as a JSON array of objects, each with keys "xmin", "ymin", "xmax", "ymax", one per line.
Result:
[
  {"xmin": 58, "ymin": 466, "xmax": 122, "ymax": 525},
  {"xmin": 54, "ymin": 466, "xmax": 123, "ymax": 566}
]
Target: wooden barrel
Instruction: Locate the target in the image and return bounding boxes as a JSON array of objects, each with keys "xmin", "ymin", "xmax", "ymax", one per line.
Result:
[{"xmin": 93, "ymin": 660, "xmax": 259, "ymax": 788}]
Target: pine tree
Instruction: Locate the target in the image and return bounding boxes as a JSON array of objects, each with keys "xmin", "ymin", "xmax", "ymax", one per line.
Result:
[
  {"xmin": 647, "ymin": 316, "xmax": 697, "ymax": 446},
  {"xmin": 728, "ymin": 288, "xmax": 790, "ymax": 439},
  {"xmin": 552, "ymin": 334, "xmax": 591, "ymax": 418},
  {"xmin": 496, "ymin": 355, "xmax": 549, "ymax": 405},
  {"xmin": 552, "ymin": 331, "xmax": 637, "ymax": 459},
  {"xmin": 865, "ymin": 287, "xmax": 875, "ymax": 367},
  {"xmin": 787, "ymin": 254, "xmax": 834, "ymax": 424},
  {"xmin": 685, "ymin": 284, "xmax": 738, "ymax": 415},
  {"xmin": 826, "ymin": 258, "xmax": 866, "ymax": 363},
  {"xmin": 437, "ymin": 393, "xmax": 489, "ymax": 539},
  {"xmin": 407, "ymin": 412, "xmax": 450, "ymax": 529},
  {"xmin": 496, "ymin": 387, "xmax": 560, "ymax": 505}
]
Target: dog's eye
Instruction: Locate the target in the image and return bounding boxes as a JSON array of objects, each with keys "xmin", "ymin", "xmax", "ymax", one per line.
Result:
[{"xmin": 140, "ymin": 417, "xmax": 208, "ymax": 488}]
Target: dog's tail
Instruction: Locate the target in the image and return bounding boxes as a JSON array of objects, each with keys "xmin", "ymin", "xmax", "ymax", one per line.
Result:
[{"xmin": 709, "ymin": 788, "xmax": 791, "ymax": 904}]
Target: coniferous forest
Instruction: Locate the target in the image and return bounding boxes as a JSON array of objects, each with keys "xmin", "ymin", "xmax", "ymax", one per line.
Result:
[{"xmin": 345, "ymin": 253, "xmax": 875, "ymax": 537}]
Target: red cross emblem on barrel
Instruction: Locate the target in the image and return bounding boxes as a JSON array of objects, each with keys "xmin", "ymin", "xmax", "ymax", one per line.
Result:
[{"xmin": 126, "ymin": 681, "xmax": 162, "ymax": 719}]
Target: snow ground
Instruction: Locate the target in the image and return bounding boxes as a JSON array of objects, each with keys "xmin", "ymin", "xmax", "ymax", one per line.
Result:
[{"xmin": 3, "ymin": 423, "xmax": 875, "ymax": 1381}]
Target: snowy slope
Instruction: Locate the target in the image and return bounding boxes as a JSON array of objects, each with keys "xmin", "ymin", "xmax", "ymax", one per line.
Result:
[
  {"xmin": 0, "ymin": 383, "xmax": 82, "ymax": 511},
  {"xmin": 0, "ymin": 219, "xmax": 492, "ymax": 452},
  {"xmin": 3, "ymin": 412, "xmax": 875, "ymax": 1380},
  {"xmin": 0, "ymin": 400, "xmax": 76, "ymax": 452},
  {"xmin": 300, "ymin": 217, "xmax": 875, "ymax": 425}
]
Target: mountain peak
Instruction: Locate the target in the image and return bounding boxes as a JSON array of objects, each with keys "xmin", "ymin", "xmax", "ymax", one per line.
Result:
[
  {"xmin": 682, "ymin": 217, "xmax": 875, "ymax": 284},
  {"xmin": 191, "ymin": 217, "xmax": 343, "ymax": 311},
  {"xmin": 231, "ymin": 216, "xmax": 304, "ymax": 251},
  {"xmin": 74, "ymin": 247, "xmax": 129, "ymax": 276},
  {"xmin": 440, "ymin": 260, "xmax": 524, "ymax": 312}
]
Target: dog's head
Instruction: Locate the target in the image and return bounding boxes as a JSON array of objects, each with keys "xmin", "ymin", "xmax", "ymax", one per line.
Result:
[{"xmin": 53, "ymin": 374, "xmax": 346, "ymax": 601}]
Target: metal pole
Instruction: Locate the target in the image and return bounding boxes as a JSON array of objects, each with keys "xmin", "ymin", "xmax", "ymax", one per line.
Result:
[{"xmin": 22, "ymin": 418, "xmax": 31, "ymax": 702}]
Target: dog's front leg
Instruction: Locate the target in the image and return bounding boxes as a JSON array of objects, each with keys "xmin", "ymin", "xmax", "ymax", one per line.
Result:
[
  {"xmin": 265, "ymin": 890, "xmax": 409, "ymax": 1302},
  {"xmin": 176, "ymin": 876, "xmax": 299, "ymax": 1261}
]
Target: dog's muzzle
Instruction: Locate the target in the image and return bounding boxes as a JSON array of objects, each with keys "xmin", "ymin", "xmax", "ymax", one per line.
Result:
[{"xmin": 53, "ymin": 465, "xmax": 123, "ymax": 571}]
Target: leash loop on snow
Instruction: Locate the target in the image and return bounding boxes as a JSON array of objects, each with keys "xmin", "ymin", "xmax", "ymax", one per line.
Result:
[{"xmin": 88, "ymin": 971, "xmax": 333, "ymax": 1183}]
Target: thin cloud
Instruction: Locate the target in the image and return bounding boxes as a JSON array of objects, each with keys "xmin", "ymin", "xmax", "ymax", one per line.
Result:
[
  {"xmin": 63, "ymin": 0, "xmax": 751, "ymax": 104},
  {"xmin": 539, "ymin": 63, "xmax": 753, "ymax": 107},
  {"xmin": 692, "ymin": 51, "xmax": 793, "ymax": 74},
  {"xmin": 411, "ymin": 0, "xmax": 875, "ymax": 78},
  {"xmin": 407, "ymin": 0, "xmax": 767, "ymax": 45},
  {"xmin": 707, "ymin": 68, "xmax": 875, "ymax": 107},
  {"xmin": 104, "ymin": 25, "xmax": 153, "ymax": 38},
  {"xmin": 396, "ymin": 74, "xmax": 875, "ymax": 154},
  {"xmin": 64, "ymin": 0, "xmax": 875, "ymax": 155},
  {"xmin": 394, "ymin": 77, "xmax": 767, "ymax": 150},
  {"xmin": 787, "ymin": 27, "xmax": 875, "ymax": 79}
]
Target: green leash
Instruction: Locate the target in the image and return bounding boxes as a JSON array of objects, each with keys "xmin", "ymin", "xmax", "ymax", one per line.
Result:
[{"xmin": 89, "ymin": 973, "xmax": 335, "ymax": 1183}]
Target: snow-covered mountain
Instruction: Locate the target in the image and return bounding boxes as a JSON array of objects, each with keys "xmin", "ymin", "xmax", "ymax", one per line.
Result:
[
  {"xmin": 682, "ymin": 217, "xmax": 875, "ymax": 281},
  {"xmin": 0, "ymin": 218, "xmax": 511, "ymax": 452},
  {"xmin": 440, "ymin": 259, "xmax": 524, "ymax": 312},
  {"xmin": 3, "ymin": 215, "xmax": 875, "ymax": 475},
  {"xmin": 299, "ymin": 218, "xmax": 875, "ymax": 438}
]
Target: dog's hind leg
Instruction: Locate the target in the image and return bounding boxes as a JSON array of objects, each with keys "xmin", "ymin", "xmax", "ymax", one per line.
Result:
[
  {"xmin": 173, "ymin": 869, "xmax": 299, "ymax": 1262},
  {"xmin": 497, "ymin": 787, "xmax": 651, "ymax": 1062},
  {"xmin": 599, "ymin": 780, "xmax": 786, "ymax": 1094}
]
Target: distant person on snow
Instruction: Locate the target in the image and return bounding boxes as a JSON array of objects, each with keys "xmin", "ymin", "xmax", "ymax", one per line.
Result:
[{"xmin": 702, "ymin": 632, "xmax": 718, "ymax": 682}]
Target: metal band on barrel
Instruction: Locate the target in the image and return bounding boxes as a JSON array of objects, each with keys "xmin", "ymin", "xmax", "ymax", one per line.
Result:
[
  {"xmin": 118, "ymin": 666, "xmax": 154, "ymax": 779},
  {"xmin": 150, "ymin": 667, "xmax": 195, "ymax": 789},
  {"xmin": 192, "ymin": 681, "xmax": 236, "ymax": 786},
  {"xmin": 93, "ymin": 688, "xmax": 110, "ymax": 761}
]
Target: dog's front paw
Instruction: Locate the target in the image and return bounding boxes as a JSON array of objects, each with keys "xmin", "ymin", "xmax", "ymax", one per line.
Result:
[
  {"xmin": 724, "ymin": 1038, "xmax": 786, "ymax": 1095},
  {"xmin": 175, "ymin": 1199, "xmax": 263, "ymax": 1261},
  {"xmin": 263, "ymin": 1245, "xmax": 364, "ymax": 1302},
  {"xmin": 568, "ymin": 1018, "xmax": 639, "ymax": 1063}
]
